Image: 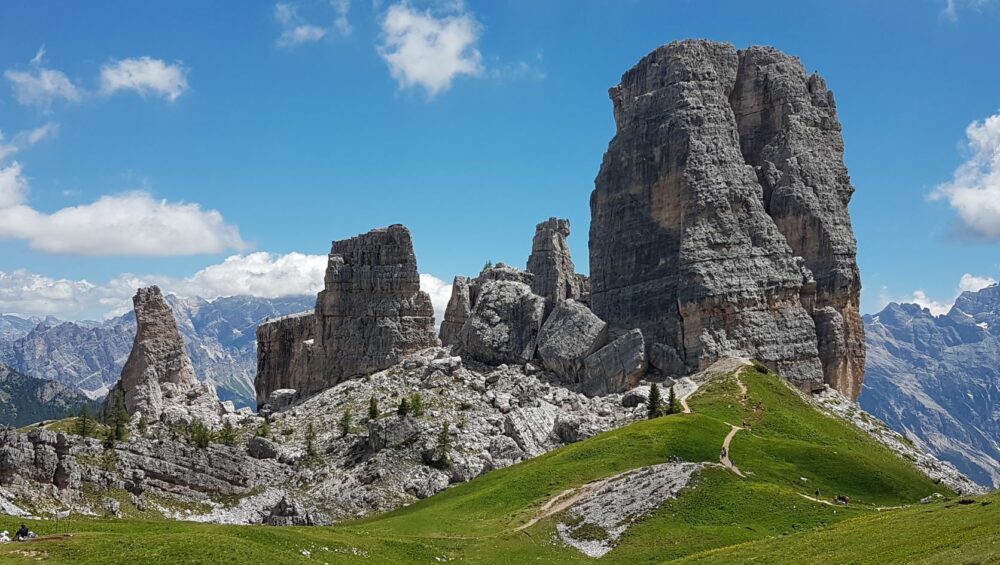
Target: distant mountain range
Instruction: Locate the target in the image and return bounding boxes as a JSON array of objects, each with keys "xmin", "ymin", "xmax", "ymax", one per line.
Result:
[
  {"xmin": 860, "ymin": 285, "xmax": 1000, "ymax": 489},
  {"xmin": 0, "ymin": 363, "xmax": 96, "ymax": 427},
  {"xmin": 0, "ymin": 295, "xmax": 315, "ymax": 410}
]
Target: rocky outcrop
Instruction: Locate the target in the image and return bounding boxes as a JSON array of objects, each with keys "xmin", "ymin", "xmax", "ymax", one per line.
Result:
[
  {"xmin": 526, "ymin": 218, "xmax": 584, "ymax": 311},
  {"xmin": 104, "ymin": 287, "xmax": 221, "ymax": 426},
  {"xmin": 438, "ymin": 276, "xmax": 471, "ymax": 347},
  {"xmin": 0, "ymin": 364, "xmax": 94, "ymax": 428},
  {"xmin": 458, "ymin": 280, "xmax": 546, "ymax": 365},
  {"xmin": 589, "ymin": 40, "xmax": 863, "ymax": 398},
  {"xmin": 581, "ymin": 329, "xmax": 646, "ymax": 396},
  {"xmin": 255, "ymin": 225, "xmax": 438, "ymax": 406},
  {"xmin": 536, "ymin": 300, "xmax": 608, "ymax": 382}
]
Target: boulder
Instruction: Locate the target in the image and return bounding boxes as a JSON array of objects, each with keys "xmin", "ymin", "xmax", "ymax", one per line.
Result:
[
  {"xmin": 503, "ymin": 403, "xmax": 559, "ymax": 457},
  {"xmin": 263, "ymin": 496, "xmax": 332, "ymax": 526},
  {"xmin": 536, "ymin": 300, "xmax": 608, "ymax": 382},
  {"xmin": 458, "ymin": 280, "xmax": 546, "ymax": 365},
  {"xmin": 621, "ymin": 386, "xmax": 651, "ymax": 408},
  {"xmin": 581, "ymin": 329, "xmax": 646, "ymax": 396},
  {"xmin": 247, "ymin": 436, "xmax": 279, "ymax": 460},
  {"xmin": 368, "ymin": 416, "xmax": 421, "ymax": 452}
]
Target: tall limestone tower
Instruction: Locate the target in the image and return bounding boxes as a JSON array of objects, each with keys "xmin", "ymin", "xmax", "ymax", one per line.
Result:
[{"xmin": 589, "ymin": 40, "xmax": 865, "ymax": 399}]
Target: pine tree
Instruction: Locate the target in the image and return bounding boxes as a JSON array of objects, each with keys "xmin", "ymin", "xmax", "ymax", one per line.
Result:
[
  {"xmin": 305, "ymin": 422, "xmax": 317, "ymax": 457},
  {"xmin": 397, "ymin": 397, "xmax": 411, "ymax": 417},
  {"xmin": 255, "ymin": 420, "xmax": 271, "ymax": 438},
  {"xmin": 483, "ymin": 261, "xmax": 493, "ymax": 271},
  {"xmin": 368, "ymin": 395, "xmax": 379, "ymax": 421},
  {"xmin": 434, "ymin": 422, "xmax": 453, "ymax": 469},
  {"xmin": 76, "ymin": 404, "xmax": 91, "ymax": 438},
  {"xmin": 106, "ymin": 391, "xmax": 129, "ymax": 442},
  {"xmin": 647, "ymin": 383, "xmax": 663, "ymax": 419},
  {"xmin": 219, "ymin": 419, "xmax": 236, "ymax": 446},
  {"xmin": 410, "ymin": 393, "xmax": 424, "ymax": 417},
  {"xmin": 668, "ymin": 385, "xmax": 680, "ymax": 415},
  {"xmin": 338, "ymin": 408, "xmax": 352, "ymax": 438},
  {"xmin": 138, "ymin": 414, "xmax": 148, "ymax": 436},
  {"xmin": 189, "ymin": 420, "xmax": 211, "ymax": 449}
]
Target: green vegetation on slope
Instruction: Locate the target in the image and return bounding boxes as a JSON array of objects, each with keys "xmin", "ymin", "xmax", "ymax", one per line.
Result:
[{"xmin": 1, "ymin": 366, "xmax": 985, "ymax": 565}]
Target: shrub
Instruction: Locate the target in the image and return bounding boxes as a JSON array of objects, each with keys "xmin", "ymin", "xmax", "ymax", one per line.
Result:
[
  {"xmin": 189, "ymin": 420, "xmax": 212, "ymax": 449},
  {"xmin": 255, "ymin": 421, "xmax": 271, "ymax": 438},
  {"xmin": 432, "ymin": 422, "xmax": 453, "ymax": 469},
  {"xmin": 368, "ymin": 395, "xmax": 379, "ymax": 421},
  {"xmin": 305, "ymin": 422, "xmax": 317, "ymax": 457},
  {"xmin": 410, "ymin": 393, "xmax": 424, "ymax": 416}
]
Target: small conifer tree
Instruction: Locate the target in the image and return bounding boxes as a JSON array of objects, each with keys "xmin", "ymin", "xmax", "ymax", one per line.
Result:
[
  {"xmin": 189, "ymin": 420, "xmax": 211, "ymax": 449},
  {"xmin": 647, "ymin": 383, "xmax": 663, "ymax": 419},
  {"xmin": 219, "ymin": 419, "xmax": 236, "ymax": 446},
  {"xmin": 668, "ymin": 385, "xmax": 680, "ymax": 415},
  {"xmin": 305, "ymin": 422, "xmax": 317, "ymax": 457},
  {"xmin": 137, "ymin": 414, "xmax": 148, "ymax": 435},
  {"xmin": 255, "ymin": 420, "xmax": 271, "ymax": 438},
  {"xmin": 397, "ymin": 397, "xmax": 411, "ymax": 417},
  {"xmin": 410, "ymin": 393, "xmax": 424, "ymax": 416},
  {"xmin": 76, "ymin": 404, "xmax": 91, "ymax": 438},
  {"xmin": 434, "ymin": 422, "xmax": 453, "ymax": 469},
  {"xmin": 338, "ymin": 407, "xmax": 352, "ymax": 438},
  {"xmin": 368, "ymin": 395, "xmax": 379, "ymax": 421}
]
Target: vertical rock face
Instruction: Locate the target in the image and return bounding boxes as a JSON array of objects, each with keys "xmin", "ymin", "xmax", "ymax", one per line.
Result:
[
  {"xmin": 255, "ymin": 225, "xmax": 438, "ymax": 406},
  {"xmin": 526, "ymin": 218, "xmax": 583, "ymax": 309},
  {"xmin": 438, "ymin": 276, "xmax": 471, "ymax": 347},
  {"xmin": 104, "ymin": 287, "xmax": 220, "ymax": 424},
  {"xmin": 589, "ymin": 40, "xmax": 864, "ymax": 398}
]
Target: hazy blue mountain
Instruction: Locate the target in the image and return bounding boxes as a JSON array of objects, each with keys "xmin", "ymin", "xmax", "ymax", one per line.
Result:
[
  {"xmin": 0, "ymin": 295, "xmax": 314, "ymax": 410},
  {"xmin": 860, "ymin": 285, "xmax": 1000, "ymax": 488},
  {"xmin": 0, "ymin": 363, "xmax": 96, "ymax": 427}
]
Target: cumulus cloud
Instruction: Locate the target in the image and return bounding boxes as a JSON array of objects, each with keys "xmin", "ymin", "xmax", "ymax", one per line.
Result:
[
  {"xmin": 0, "ymin": 122, "xmax": 59, "ymax": 161},
  {"xmin": 377, "ymin": 2, "xmax": 483, "ymax": 97},
  {"xmin": 99, "ymin": 57, "xmax": 189, "ymax": 101},
  {"xmin": 930, "ymin": 113, "xmax": 1000, "ymax": 240},
  {"xmin": 419, "ymin": 272, "xmax": 452, "ymax": 325},
  {"xmin": 0, "ymin": 164, "xmax": 245, "ymax": 256},
  {"xmin": 1, "ymin": 255, "xmax": 452, "ymax": 322},
  {"xmin": 887, "ymin": 272, "xmax": 998, "ymax": 316},
  {"xmin": 333, "ymin": 0, "xmax": 353, "ymax": 36},
  {"xmin": 958, "ymin": 272, "xmax": 997, "ymax": 293}
]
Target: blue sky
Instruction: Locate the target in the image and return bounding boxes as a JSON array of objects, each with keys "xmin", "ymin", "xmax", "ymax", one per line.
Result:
[{"xmin": 0, "ymin": 0, "xmax": 998, "ymax": 320}]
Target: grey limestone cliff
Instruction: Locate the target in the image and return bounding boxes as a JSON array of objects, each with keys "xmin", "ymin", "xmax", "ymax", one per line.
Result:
[{"xmin": 589, "ymin": 40, "xmax": 864, "ymax": 398}]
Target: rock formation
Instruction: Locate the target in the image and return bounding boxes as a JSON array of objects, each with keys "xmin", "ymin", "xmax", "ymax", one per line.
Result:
[
  {"xmin": 589, "ymin": 39, "xmax": 864, "ymax": 398},
  {"xmin": 536, "ymin": 299, "xmax": 608, "ymax": 382},
  {"xmin": 103, "ymin": 287, "xmax": 221, "ymax": 425},
  {"xmin": 458, "ymin": 280, "xmax": 546, "ymax": 365},
  {"xmin": 526, "ymin": 217, "xmax": 585, "ymax": 310},
  {"xmin": 256, "ymin": 225, "xmax": 438, "ymax": 407},
  {"xmin": 438, "ymin": 276, "xmax": 471, "ymax": 347}
]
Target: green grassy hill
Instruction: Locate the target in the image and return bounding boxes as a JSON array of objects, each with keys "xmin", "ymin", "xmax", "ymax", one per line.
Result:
[{"xmin": 1, "ymin": 365, "xmax": 994, "ymax": 564}]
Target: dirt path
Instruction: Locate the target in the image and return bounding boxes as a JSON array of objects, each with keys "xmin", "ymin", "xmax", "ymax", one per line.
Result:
[
  {"xmin": 679, "ymin": 385, "xmax": 694, "ymax": 414},
  {"xmin": 798, "ymin": 493, "xmax": 835, "ymax": 507},
  {"xmin": 720, "ymin": 425, "xmax": 745, "ymax": 477},
  {"xmin": 516, "ymin": 468, "xmax": 636, "ymax": 532}
]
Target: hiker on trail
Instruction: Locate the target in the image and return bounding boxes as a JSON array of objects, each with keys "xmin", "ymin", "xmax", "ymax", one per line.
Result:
[{"xmin": 14, "ymin": 524, "xmax": 32, "ymax": 541}]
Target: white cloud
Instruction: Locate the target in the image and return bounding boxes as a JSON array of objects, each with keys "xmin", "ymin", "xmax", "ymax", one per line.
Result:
[
  {"xmin": 0, "ymin": 164, "xmax": 245, "ymax": 256},
  {"xmin": 4, "ymin": 66, "xmax": 82, "ymax": 109},
  {"xmin": 333, "ymin": 0, "xmax": 353, "ymax": 36},
  {"xmin": 930, "ymin": 113, "xmax": 1000, "ymax": 240},
  {"xmin": 419, "ymin": 272, "xmax": 451, "ymax": 325},
  {"xmin": 942, "ymin": 0, "xmax": 994, "ymax": 20},
  {"xmin": 909, "ymin": 290, "xmax": 951, "ymax": 316},
  {"xmin": 888, "ymin": 272, "xmax": 998, "ymax": 316},
  {"xmin": 0, "ymin": 122, "xmax": 59, "ymax": 161},
  {"xmin": 99, "ymin": 57, "xmax": 189, "ymax": 101},
  {"xmin": 0, "ymin": 256, "xmax": 452, "ymax": 323},
  {"xmin": 275, "ymin": 2, "xmax": 351, "ymax": 46},
  {"xmin": 377, "ymin": 3, "xmax": 483, "ymax": 97},
  {"xmin": 958, "ymin": 272, "xmax": 997, "ymax": 293}
]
